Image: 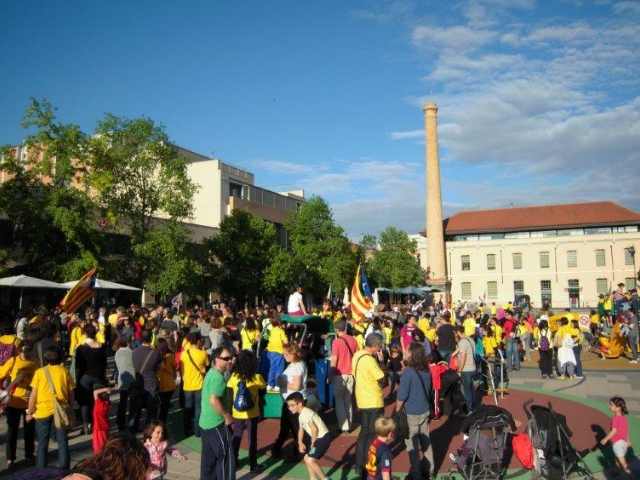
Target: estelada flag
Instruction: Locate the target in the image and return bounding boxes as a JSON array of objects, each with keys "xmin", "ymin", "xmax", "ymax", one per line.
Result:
[
  {"xmin": 351, "ymin": 266, "xmax": 373, "ymax": 322},
  {"xmin": 59, "ymin": 268, "xmax": 98, "ymax": 314}
]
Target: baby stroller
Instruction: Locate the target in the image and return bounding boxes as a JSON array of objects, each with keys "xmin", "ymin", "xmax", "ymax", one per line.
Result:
[
  {"xmin": 490, "ymin": 351, "xmax": 509, "ymax": 393},
  {"xmin": 522, "ymin": 400, "xmax": 595, "ymax": 480},
  {"xmin": 441, "ymin": 404, "xmax": 517, "ymax": 480}
]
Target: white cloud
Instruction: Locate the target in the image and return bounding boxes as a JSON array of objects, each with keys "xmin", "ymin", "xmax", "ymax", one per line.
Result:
[
  {"xmin": 613, "ymin": 1, "xmax": 640, "ymax": 15},
  {"xmin": 412, "ymin": 25, "xmax": 497, "ymax": 52},
  {"xmin": 389, "ymin": 129, "xmax": 423, "ymax": 140},
  {"xmin": 250, "ymin": 159, "xmax": 311, "ymax": 174}
]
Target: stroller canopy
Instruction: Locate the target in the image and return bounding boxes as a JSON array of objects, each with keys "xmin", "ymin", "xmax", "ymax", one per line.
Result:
[{"xmin": 461, "ymin": 404, "xmax": 517, "ymax": 434}]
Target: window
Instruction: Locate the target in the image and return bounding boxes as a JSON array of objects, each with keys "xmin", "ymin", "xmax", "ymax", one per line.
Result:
[
  {"xmin": 595, "ymin": 249, "xmax": 606, "ymax": 267},
  {"xmin": 626, "ymin": 278, "xmax": 636, "ymax": 292},
  {"xmin": 541, "ymin": 280, "xmax": 552, "ymax": 291},
  {"xmin": 487, "ymin": 281, "xmax": 498, "ymax": 299},
  {"xmin": 568, "ymin": 279, "xmax": 579, "ymax": 289},
  {"xmin": 540, "ymin": 251, "xmax": 550, "ymax": 268},
  {"xmin": 596, "ymin": 278, "xmax": 609, "ymax": 296},
  {"xmin": 461, "ymin": 282, "xmax": 472, "ymax": 299},
  {"xmin": 461, "ymin": 255, "xmax": 470, "ymax": 271},
  {"xmin": 487, "ymin": 254, "xmax": 496, "ymax": 270},
  {"xmin": 513, "ymin": 252, "xmax": 522, "ymax": 270},
  {"xmin": 625, "ymin": 248, "xmax": 635, "ymax": 266},
  {"xmin": 514, "ymin": 280, "xmax": 524, "ymax": 296},
  {"xmin": 567, "ymin": 250, "xmax": 577, "ymax": 268}
]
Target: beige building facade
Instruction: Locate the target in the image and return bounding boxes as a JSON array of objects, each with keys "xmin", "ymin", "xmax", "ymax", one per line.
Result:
[{"xmin": 418, "ymin": 202, "xmax": 640, "ymax": 309}]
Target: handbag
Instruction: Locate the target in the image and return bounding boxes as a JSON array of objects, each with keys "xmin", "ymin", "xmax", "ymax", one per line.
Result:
[
  {"xmin": 43, "ymin": 366, "xmax": 76, "ymax": 430},
  {"xmin": 392, "ymin": 407, "xmax": 409, "ymax": 439}
]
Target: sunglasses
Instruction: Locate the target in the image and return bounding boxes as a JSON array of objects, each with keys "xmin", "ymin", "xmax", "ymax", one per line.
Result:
[{"xmin": 218, "ymin": 356, "xmax": 233, "ymax": 361}]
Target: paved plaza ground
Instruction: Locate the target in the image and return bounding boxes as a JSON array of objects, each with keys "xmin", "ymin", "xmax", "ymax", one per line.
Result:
[{"xmin": 2, "ymin": 347, "xmax": 640, "ymax": 479}]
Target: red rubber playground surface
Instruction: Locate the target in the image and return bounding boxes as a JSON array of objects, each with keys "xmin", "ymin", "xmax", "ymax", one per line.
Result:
[{"xmin": 180, "ymin": 385, "xmax": 638, "ymax": 479}]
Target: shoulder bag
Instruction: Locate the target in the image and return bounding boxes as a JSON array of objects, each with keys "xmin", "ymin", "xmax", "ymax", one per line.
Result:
[{"xmin": 43, "ymin": 366, "xmax": 75, "ymax": 430}]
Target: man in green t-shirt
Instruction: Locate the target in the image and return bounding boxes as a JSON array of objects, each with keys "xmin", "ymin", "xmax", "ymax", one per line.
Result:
[{"xmin": 200, "ymin": 346, "xmax": 235, "ymax": 480}]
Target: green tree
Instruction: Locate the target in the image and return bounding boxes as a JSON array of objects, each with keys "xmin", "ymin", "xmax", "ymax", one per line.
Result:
[
  {"xmin": 88, "ymin": 114, "xmax": 198, "ymax": 286},
  {"xmin": 0, "ymin": 99, "xmax": 100, "ymax": 280},
  {"xmin": 265, "ymin": 196, "xmax": 357, "ymax": 300},
  {"xmin": 134, "ymin": 220, "xmax": 203, "ymax": 296},
  {"xmin": 205, "ymin": 209, "xmax": 279, "ymax": 303},
  {"xmin": 367, "ymin": 226, "xmax": 424, "ymax": 289}
]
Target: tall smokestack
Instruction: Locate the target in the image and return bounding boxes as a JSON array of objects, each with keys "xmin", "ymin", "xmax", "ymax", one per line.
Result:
[{"xmin": 424, "ymin": 102, "xmax": 447, "ymax": 285}]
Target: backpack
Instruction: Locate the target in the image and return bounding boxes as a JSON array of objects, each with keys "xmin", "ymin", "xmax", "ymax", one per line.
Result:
[
  {"xmin": 233, "ymin": 380, "xmax": 254, "ymax": 412},
  {"xmin": 0, "ymin": 341, "xmax": 15, "ymax": 367},
  {"xmin": 539, "ymin": 334, "xmax": 550, "ymax": 352}
]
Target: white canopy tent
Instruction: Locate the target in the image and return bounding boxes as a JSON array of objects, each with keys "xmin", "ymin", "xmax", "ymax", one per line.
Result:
[
  {"xmin": 0, "ymin": 275, "xmax": 68, "ymax": 309},
  {"xmin": 61, "ymin": 278, "xmax": 141, "ymax": 291}
]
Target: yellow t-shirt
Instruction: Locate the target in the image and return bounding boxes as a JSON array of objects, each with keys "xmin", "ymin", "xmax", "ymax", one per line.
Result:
[
  {"xmin": 382, "ymin": 326, "xmax": 393, "ymax": 346},
  {"xmin": 463, "ymin": 318, "xmax": 477, "ymax": 337},
  {"xmin": 108, "ymin": 313, "xmax": 119, "ymax": 328},
  {"xmin": 590, "ymin": 314, "xmax": 600, "ymax": 326},
  {"xmin": 482, "ymin": 335, "xmax": 498, "ymax": 356},
  {"xmin": 241, "ymin": 328, "xmax": 260, "ymax": 350},
  {"xmin": 96, "ymin": 323, "xmax": 106, "ymax": 345},
  {"xmin": 352, "ymin": 351, "xmax": 384, "ymax": 409},
  {"xmin": 0, "ymin": 334, "xmax": 19, "ymax": 348},
  {"xmin": 30, "ymin": 365, "xmax": 75, "ymax": 419},
  {"xmin": 266, "ymin": 326, "xmax": 287, "ymax": 354},
  {"xmin": 493, "ymin": 324, "xmax": 504, "ymax": 345},
  {"xmin": 417, "ymin": 318, "xmax": 431, "ymax": 338},
  {"xmin": 227, "ymin": 372, "xmax": 266, "ymax": 419},
  {"xmin": 157, "ymin": 354, "xmax": 176, "ymax": 393},
  {"xmin": 0, "ymin": 356, "xmax": 40, "ymax": 409},
  {"xmin": 69, "ymin": 327, "xmax": 86, "ymax": 356},
  {"xmin": 354, "ymin": 333, "xmax": 364, "ymax": 351},
  {"xmin": 180, "ymin": 348, "xmax": 210, "ymax": 391}
]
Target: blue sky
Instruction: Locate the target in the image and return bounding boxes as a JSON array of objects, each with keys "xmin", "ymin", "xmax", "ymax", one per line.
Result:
[{"xmin": 2, "ymin": 0, "xmax": 639, "ymax": 240}]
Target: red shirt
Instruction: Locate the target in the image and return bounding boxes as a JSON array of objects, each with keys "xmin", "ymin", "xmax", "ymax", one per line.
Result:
[{"xmin": 332, "ymin": 334, "xmax": 358, "ymax": 375}]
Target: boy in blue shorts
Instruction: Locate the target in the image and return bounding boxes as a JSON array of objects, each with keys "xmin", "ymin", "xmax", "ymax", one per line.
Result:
[
  {"xmin": 286, "ymin": 391, "xmax": 331, "ymax": 480},
  {"xmin": 365, "ymin": 416, "xmax": 396, "ymax": 480}
]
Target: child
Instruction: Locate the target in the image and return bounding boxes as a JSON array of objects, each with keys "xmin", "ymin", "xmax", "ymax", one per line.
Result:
[
  {"xmin": 386, "ymin": 344, "xmax": 403, "ymax": 399},
  {"xmin": 286, "ymin": 391, "xmax": 331, "ymax": 480},
  {"xmin": 365, "ymin": 416, "xmax": 396, "ymax": 480},
  {"xmin": 92, "ymin": 384, "xmax": 111, "ymax": 454},
  {"xmin": 265, "ymin": 316, "xmax": 288, "ymax": 391},
  {"xmin": 600, "ymin": 396, "xmax": 633, "ymax": 478},
  {"xmin": 143, "ymin": 420, "xmax": 187, "ymax": 480}
]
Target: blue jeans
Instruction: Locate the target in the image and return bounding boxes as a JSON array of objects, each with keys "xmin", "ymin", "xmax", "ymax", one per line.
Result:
[
  {"xmin": 184, "ymin": 389, "xmax": 202, "ymax": 437},
  {"xmin": 266, "ymin": 352, "xmax": 285, "ymax": 388},
  {"xmin": 200, "ymin": 423, "xmax": 236, "ymax": 480},
  {"xmin": 35, "ymin": 416, "xmax": 69, "ymax": 469},
  {"xmin": 505, "ymin": 338, "xmax": 520, "ymax": 370},
  {"xmin": 460, "ymin": 371, "xmax": 475, "ymax": 414},
  {"xmin": 628, "ymin": 335, "xmax": 638, "ymax": 361}
]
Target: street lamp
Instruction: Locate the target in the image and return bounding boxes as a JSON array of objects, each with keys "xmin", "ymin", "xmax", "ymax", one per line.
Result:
[{"xmin": 629, "ymin": 246, "xmax": 637, "ymax": 288}]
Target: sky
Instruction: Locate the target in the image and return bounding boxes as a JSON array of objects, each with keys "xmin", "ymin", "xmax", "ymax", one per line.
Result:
[{"xmin": 1, "ymin": 0, "xmax": 639, "ymax": 241}]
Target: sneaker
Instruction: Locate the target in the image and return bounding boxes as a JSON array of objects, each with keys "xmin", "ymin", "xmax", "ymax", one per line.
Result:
[
  {"xmin": 575, "ymin": 375, "xmax": 584, "ymax": 379},
  {"xmin": 250, "ymin": 463, "xmax": 266, "ymax": 472},
  {"xmin": 629, "ymin": 360, "xmax": 638, "ymax": 364},
  {"xmin": 449, "ymin": 453, "xmax": 458, "ymax": 462},
  {"xmin": 558, "ymin": 375, "xmax": 566, "ymax": 380},
  {"xmin": 267, "ymin": 385, "xmax": 279, "ymax": 391}
]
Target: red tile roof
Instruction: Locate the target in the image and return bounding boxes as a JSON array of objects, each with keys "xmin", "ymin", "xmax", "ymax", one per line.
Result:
[{"xmin": 443, "ymin": 201, "xmax": 640, "ymax": 235}]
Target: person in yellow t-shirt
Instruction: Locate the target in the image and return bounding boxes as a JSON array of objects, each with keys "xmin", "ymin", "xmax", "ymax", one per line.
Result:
[
  {"xmin": 463, "ymin": 313, "xmax": 477, "ymax": 338},
  {"xmin": 481, "ymin": 325, "xmax": 498, "ymax": 358},
  {"xmin": 179, "ymin": 332, "xmax": 210, "ymax": 437},
  {"xmin": 352, "ymin": 332, "xmax": 385, "ymax": 477},
  {"xmin": 240, "ymin": 317, "xmax": 261, "ymax": 352},
  {"xmin": 155, "ymin": 337, "xmax": 176, "ymax": 424},
  {"xmin": 0, "ymin": 342, "xmax": 40, "ymax": 467},
  {"xmin": 26, "ymin": 346, "xmax": 75, "ymax": 469},
  {"xmin": 69, "ymin": 318, "xmax": 87, "ymax": 357},
  {"xmin": 227, "ymin": 350, "xmax": 266, "ymax": 472},
  {"xmin": 265, "ymin": 316, "xmax": 288, "ymax": 391}
]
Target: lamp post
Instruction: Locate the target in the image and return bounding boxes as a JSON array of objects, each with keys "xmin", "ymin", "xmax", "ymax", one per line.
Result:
[{"xmin": 629, "ymin": 246, "xmax": 637, "ymax": 288}]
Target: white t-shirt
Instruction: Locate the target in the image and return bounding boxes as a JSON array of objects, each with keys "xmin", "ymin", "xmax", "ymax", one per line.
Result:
[
  {"xmin": 288, "ymin": 292, "xmax": 303, "ymax": 313},
  {"xmin": 280, "ymin": 360, "xmax": 307, "ymax": 400},
  {"xmin": 299, "ymin": 406, "xmax": 329, "ymax": 438}
]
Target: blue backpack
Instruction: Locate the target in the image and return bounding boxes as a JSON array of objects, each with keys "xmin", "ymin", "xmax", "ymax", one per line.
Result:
[{"xmin": 233, "ymin": 380, "xmax": 254, "ymax": 412}]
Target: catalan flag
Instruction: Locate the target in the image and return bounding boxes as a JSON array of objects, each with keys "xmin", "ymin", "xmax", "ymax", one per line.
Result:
[
  {"xmin": 351, "ymin": 266, "xmax": 373, "ymax": 321},
  {"xmin": 59, "ymin": 268, "xmax": 98, "ymax": 314}
]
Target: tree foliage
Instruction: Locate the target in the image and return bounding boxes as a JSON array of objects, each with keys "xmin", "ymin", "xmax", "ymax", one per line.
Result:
[
  {"xmin": 205, "ymin": 209, "xmax": 279, "ymax": 303},
  {"xmin": 0, "ymin": 99, "xmax": 99, "ymax": 280},
  {"xmin": 367, "ymin": 226, "xmax": 424, "ymax": 289},
  {"xmin": 264, "ymin": 196, "xmax": 357, "ymax": 300}
]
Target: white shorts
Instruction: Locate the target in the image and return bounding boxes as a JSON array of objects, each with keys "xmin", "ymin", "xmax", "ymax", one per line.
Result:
[{"xmin": 612, "ymin": 439, "xmax": 628, "ymax": 458}]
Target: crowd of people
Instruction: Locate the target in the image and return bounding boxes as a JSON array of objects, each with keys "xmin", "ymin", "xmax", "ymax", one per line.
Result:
[{"xmin": 0, "ymin": 289, "xmax": 637, "ymax": 480}]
